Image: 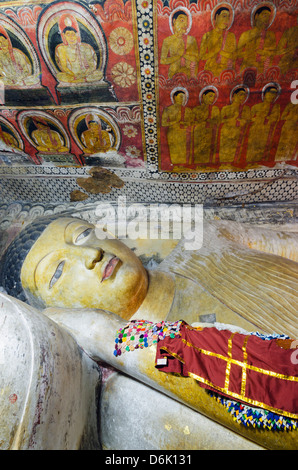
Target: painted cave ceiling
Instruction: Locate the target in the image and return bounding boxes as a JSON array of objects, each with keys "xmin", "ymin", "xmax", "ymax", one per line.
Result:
[{"xmin": 0, "ymin": 0, "xmax": 297, "ymax": 205}]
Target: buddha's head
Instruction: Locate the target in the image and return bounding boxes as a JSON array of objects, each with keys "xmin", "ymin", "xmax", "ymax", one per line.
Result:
[
  {"xmin": 0, "ymin": 217, "xmax": 148, "ymax": 319},
  {"xmin": 202, "ymin": 90, "xmax": 216, "ymax": 105},
  {"xmin": 214, "ymin": 7, "xmax": 231, "ymax": 31},
  {"xmin": 62, "ymin": 26, "xmax": 79, "ymax": 46},
  {"xmin": 89, "ymin": 121, "xmax": 102, "ymax": 134},
  {"xmin": 263, "ymin": 86, "xmax": 278, "ymax": 103},
  {"xmin": 254, "ymin": 6, "xmax": 271, "ymax": 30},
  {"xmin": 172, "ymin": 11, "xmax": 188, "ymax": 36},
  {"xmin": 173, "ymin": 90, "xmax": 186, "ymax": 106},
  {"xmin": 232, "ymin": 88, "xmax": 247, "ymax": 104}
]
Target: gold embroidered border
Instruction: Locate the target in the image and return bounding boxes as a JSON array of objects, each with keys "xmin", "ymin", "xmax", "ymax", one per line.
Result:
[
  {"xmin": 181, "ymin": 338, "xmax": 298, "ymax": 382},
  {"xmin": 224, "ymin": 333, "xmax": 236, "ymax": 392},
  {"xmin": 158, "ymin": 346, "xmax": 186, "ymax": 364},
  {"xmin": 188, "ymin": 371, "xmax": 298, "ymax": 420},
  {"xmin": 241, "ymin": 335, "xmax": 249, "ymax": 396},
  {"xmin": 157, "ymin": 335, "xmax": 298, "ymax": 419}
]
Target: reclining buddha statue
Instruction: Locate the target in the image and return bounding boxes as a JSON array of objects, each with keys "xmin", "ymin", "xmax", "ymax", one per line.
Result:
[{"xmin": 0, "ymin": 214, "xmax": 297, "ymax": 450}]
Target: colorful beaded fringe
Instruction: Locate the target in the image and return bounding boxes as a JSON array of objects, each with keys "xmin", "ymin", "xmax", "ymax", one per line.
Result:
[
  {"xmin": 114, "ymin": 319, "xmax": 182, "ymax": 357},
  {"xmin": 208, "ymin": 330, "xmax": 295, "ymax": 431},
  {"xmin": 208, "ymin": 391, "xmax": 297, "ymax": 431}
]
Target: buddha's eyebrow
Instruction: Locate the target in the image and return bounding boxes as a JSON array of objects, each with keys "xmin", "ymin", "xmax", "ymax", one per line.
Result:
[
  {"xmin": 64, "ymin": 220, "xmax": 78, "ymax": 239},
  {"xmin": 64, "ymin": 220, "xmax": 92, "ymax": 240}
]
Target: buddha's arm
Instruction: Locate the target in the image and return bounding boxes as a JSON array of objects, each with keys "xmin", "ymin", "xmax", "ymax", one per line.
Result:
[
  {"xmin": 43, "ymin": 306, "xmax": 298, "ymax": 450},
  {"xmin": 183, "ymin": 38, "xmax": 199, "ymax": 62},
  {"xmin": 160, "ymin": 38, "xmax": 182, "ymax": 65},
  {"xmin": 267, "ymin": 104, "xmax": 280, "ymax": 123},
  {"xmin": 16, "ymin": 51, "xmax": 32, "ymax": 77},
  {"xmin": 161, "ymin": 108, "xmax": 178, "ymax": 127},
  {"xmin": 32, "ymin": 131, "xmax": 47, "ymax": 149},
  {"xmin": 220, "ymin": 106, "xmax": 237, "ymax": 124},
  {"xmin": 81, "ymin": 132, "xmax": 89, "ymax": 149},
  {"xmin": 276, "ymin": 31, "xmax": 289, "ymax": 55},
  {"xmin": 198, "ymin": 33, "xmax": 210, "ymax": 60},
  {"xmin": 55, "ymin": 46, "xmax": 74, "ymax": 76},
  {"xmin": 258, "ymin": 33, "xmax": 276, "ymax": 56},
  {"xmin": 219, "ymin": 33, "xmax": 236, "ymax": 59},
  {"xmin": 281, "ymin": 104, "xmax": 292, "ymax": 121},
  {"xmin": 206, "ymin": 107, "xmax": 220, "ymax": 126},
  {"xmin": 200, "ymin": 34, "xmax": 223, "ymax": 60},
  {"xmin": 83, "ymin": 44, "xmax": 98, "ymax": 71},
  {"xmin": 54, "ymin": 131, "xmax": 66, "ymax": 148},
  {"xmin": 237, "ymin": 31, "xmax": 251, "ymax": 58}
]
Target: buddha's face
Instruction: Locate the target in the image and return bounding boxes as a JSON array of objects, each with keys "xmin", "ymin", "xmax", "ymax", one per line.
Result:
[
  {"xmin": 21, "ymin": 218, "xmax": 148, "ymax": 319},
  {"xmin": 215, "ymin": 10, "xmax": 230, "ymax": 30},
  {"xmin": 173, "ymin": 14, "xmax": 188, "ymax": 36},
  {"xmin": 174, "ymin": 92, "xmax": 186, "ymax": 105},
  {"xmin": 203, "ymin": 92, "xmax": 215, "ymax": 105},
  {"xmin": 63, "ymin": 30, "xmax": 79, "ymax": 45},
  {"xmin": 89, "ymin": 122, "xmax": 101, "ymax": 134},
  {"xmin": 264, "ymin": 90, "xmax": 277, "ymax": 103},
  {"xmin": 255, "ymin": 10, "xmax": 271, "ymax": 29},
  {"xmin": 233, "ymin": 90, "xmax": 247, "ymax": 104}
]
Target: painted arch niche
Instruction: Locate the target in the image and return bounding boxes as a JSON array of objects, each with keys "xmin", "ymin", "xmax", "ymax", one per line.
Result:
[
  {"xmin": 37, "ymin": 1, "xmax": 115, "ymax": 103},
  {"xmin": 17, "ymin": 110, "xmax": 74, "ymax": 164},
  {"xmin": 0, "ymin": 12, "xmax": 46, "ymax": 106},
  {"xmin": 68, "ymin": 107, "xmax": 122, "ymax": 165},
  {"xmin": 0, "ymin": 115, "xmax": 30, "ymax": 165},
  {"xmin": 0, "ymin": 13, "xmax": 40, "ymax": 87}
]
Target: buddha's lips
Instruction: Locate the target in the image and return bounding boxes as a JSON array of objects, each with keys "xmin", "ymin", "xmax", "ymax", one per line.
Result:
[{"xmin": 101, "ymin": 256, "xmax": 120, "ymax": 282}]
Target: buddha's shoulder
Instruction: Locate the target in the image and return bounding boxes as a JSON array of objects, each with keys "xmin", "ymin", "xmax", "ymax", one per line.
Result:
[{"xmin": 80, "ymin": 42, "xmax": 94, "ymax": 51}]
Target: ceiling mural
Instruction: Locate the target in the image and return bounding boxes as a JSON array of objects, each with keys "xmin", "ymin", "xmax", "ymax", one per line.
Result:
[
  {"xmin": 156, "ymin": 0, "xmax": 298, "ymax": 172},
  {"xmin": 0, "ymin": 0, "xmax": 297, "ymax": 204},
  {"xmin": 0, "ymin": 0, "xmax": 146, "ymax": 168}
]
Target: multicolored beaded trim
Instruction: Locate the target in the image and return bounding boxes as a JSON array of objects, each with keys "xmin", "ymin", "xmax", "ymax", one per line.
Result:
[
  {"xmin": 114, "ymin": 319, "xmax": 182, "ymax": 357},
  {"xmin": 209, "ymin": 330, "xmax": 296, "ymax": 431},
  {"xmin": 208, "ymin": 391, "xmax": 297, "ymax": 431}
]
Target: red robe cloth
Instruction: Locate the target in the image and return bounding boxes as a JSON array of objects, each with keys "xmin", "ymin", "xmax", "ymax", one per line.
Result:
[{"xmin": 155, "ymin": 322, "xmax": 298, "ymax": 419}]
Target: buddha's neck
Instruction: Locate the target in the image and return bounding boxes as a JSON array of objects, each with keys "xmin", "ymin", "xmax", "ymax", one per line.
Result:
[{"xmin": 130, "ymin": 270, "xmax": 175, "ymax": 322}]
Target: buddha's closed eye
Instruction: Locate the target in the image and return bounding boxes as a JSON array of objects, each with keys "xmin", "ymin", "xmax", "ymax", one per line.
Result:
[
  {"xmin": 50, "ymin": 261, "xmax": 65, "ymax": 289},
  {"xmin": 75, "ymin": 228, "xmax": 93, "ymax": 244}
]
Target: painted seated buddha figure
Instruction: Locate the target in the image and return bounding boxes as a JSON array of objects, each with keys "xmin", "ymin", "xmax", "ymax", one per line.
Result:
[
  {"xmin": 55, "ymin": 14, "xmax": 103, "ymax": 84},
  {"xmin": 81, "ymin": 114, "xmax": 113, "ymax": 154},
  {"xmin": 0, "ymin": 26, "xmax": 39, "ymax": 87},
  {"xmin": 0, "ymin": 215, "xmax": 297, "ymax": 450},
  {"xmin": 31, "ymin": 118, "xmax": 69, "ymax": 154},
  {"xmin": 0, "ymin": 124, "xmax": 19, "ymax": 150}
]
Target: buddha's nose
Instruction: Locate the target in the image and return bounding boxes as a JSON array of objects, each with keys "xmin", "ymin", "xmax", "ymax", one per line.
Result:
[{"xmin": 84, "ymin": 248, "xmax": 104, "ymax": 270}]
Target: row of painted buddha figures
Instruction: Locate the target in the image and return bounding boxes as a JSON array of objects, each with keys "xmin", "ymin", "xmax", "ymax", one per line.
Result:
[
  {"xmin": 0, "ymin": 113, "xmax": 114, "ymax": 156},
  {"xmin": 161, "ymin": 84, "xmax": 298, "ymax": 167},
  {"xmin": 0, "ymin": 5, "xmax": 297, "ymax": 89},
  {"xmin": 160, "ymin": 6, "xmax": 298, "ymax": 78}
]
